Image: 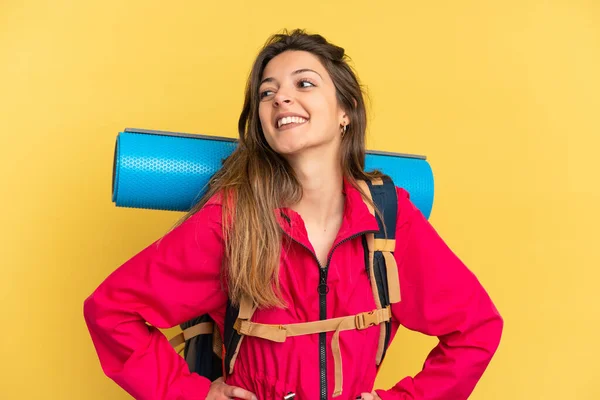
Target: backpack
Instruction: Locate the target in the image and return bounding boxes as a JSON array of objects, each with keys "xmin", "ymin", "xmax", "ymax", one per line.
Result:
[{"xmin": 168, "ymin": 176, "xmax": 400, "ymax": 397}]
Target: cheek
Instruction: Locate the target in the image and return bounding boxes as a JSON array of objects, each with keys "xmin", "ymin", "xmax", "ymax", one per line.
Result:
[
  {"xmin": 258, "ymin": 105, "xmax": 273, "ymax": 133},
  {"xmin": 309, "ymin": 95, "xmax": 338, "ymax": 125},
  {"xmin": 310, "ymin": 107, "xmax": 338, "ymax": 135}
]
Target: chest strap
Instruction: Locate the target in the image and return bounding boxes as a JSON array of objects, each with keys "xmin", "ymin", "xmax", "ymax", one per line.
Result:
[{"xmin": 233, "ymin": 304, "xmax": 392, "ymax": 398}]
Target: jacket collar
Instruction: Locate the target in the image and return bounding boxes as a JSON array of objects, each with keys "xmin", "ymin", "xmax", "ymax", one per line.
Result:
[{"xmin": 275, "ymin": 177, "xmax": 380, "ymax": 252}]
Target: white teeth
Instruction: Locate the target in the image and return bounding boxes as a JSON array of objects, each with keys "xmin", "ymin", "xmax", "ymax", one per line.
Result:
[{"xmin": 277, "ymin": 116, "xmax": 307, "ymax": 128}]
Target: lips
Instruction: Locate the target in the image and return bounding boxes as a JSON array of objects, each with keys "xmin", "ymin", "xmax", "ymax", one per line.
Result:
[
  {"xmin": 278, "ymin": 122, "xmax": 306, "ymax": 131},
  {"xmin": 275, "ymin": 114, "xmax": 309, "ymax": 133}
]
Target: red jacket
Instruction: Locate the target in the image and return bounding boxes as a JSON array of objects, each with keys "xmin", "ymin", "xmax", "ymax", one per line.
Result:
[{"xmin": 83, "ymin": 179, "xmax": 503, "ymax": 399}]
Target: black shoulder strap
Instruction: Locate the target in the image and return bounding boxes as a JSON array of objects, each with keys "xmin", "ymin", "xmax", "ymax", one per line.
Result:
[
  {"xmin": 366, "ymin": 176, "xmax": 399, "ymax": 245},
  {"xmin": 223, "ymin": 299, "xmax": 241, "ymax": 377},
  {"xmin": 177, "ymin": 315, "xmax": 222, "ymax": 381},
  {"xmin": 365, "ymin": 175, "xmax": 398, "ymax": 363}
]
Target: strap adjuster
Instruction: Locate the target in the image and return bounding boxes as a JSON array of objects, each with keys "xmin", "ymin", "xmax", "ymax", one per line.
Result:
[
  {"xmin": 355, "ymin": 310, "xmax": 379, "ymax": 330},
  {"xmin": 233, "ymin": 318, "xmax": 245, "ymax": 333}
]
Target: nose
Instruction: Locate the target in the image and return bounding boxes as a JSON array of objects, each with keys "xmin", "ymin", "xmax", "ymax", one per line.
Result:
[{"xmin": 273, "ymin": 89, "xmax": 294, "ymax": 107}]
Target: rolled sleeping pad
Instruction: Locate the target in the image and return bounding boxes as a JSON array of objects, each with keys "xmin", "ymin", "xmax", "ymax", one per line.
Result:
[{"xmin": 112, "ymin": 128, "xmax": 435, "ymax": 219}]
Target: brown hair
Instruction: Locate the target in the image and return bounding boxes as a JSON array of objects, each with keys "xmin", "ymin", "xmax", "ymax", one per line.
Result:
[{"xmin": 169, "ymin": 29, "xmax": 385, "ymax": 309}]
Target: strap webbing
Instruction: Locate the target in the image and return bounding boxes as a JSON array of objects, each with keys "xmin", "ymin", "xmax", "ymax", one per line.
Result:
[
  {"xmin": 234, "ymin": 306, "xmax": 391, "ymax": 398},
  {"xmin": 169, "ymin": 322, "xmax": 214, "ymax": 348},
  {"xmin": 227, "ymin": 294, "xmax": 257, "ymax": 373},
  {"xmin": 238, "ymin": 294, "xmax": 257, "ymax": 320},
  {"xmin": 383, "ymin": 251, "xmax": 401, "ymax": 304}
]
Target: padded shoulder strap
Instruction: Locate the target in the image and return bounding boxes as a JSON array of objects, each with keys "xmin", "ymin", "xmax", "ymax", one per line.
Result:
[
  {"xmin": 358, "ymin": 176, "xmax": 400, "ymax": 365},
  {"xmin": 365, "ymin": 176, "xmax": 400, "ymax": 304}
]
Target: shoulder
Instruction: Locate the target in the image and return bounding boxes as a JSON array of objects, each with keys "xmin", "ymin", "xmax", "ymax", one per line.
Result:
[
  {"xmin": 175, "ymin": 191, "xmax": 226, "ymax": 233},
  {"xmin": 193, "ymin": 188, "xmax": 233, "ymax": 215},
  {"xmin": 394, "ymin": 185, "xmax": 421, "ymax": 229},
  {"xmin": 203, "ymin": 189, "xmax": 226, "ymax": 208},
  {"xmin": 394, "ymin": 186, "xmax": 414, "ymax": 211},
  {"xmin": 395, "ymin": 186, "xmax": 410, "ymax": 201},
  {"xmin": 157, "ymin": 191, "xmax": 227, "ymax": 252}
]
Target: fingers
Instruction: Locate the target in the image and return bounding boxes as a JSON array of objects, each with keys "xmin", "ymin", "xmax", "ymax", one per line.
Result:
[
  {"xmin": 357, "ymin": 391, "xmax": 381, "ymax": 400},
  {"xmin": 224, "ymin": 384, "xmax": 258, "ymax": 400}
]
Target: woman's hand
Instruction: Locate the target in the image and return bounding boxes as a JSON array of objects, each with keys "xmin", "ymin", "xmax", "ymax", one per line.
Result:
[
  {"xmin": 357, "ymin": 391, "xmax": 382, "ymax": 400},
  {"xmin": 206, "ymin": 377, "xmax": 258, "ymax": 400}
]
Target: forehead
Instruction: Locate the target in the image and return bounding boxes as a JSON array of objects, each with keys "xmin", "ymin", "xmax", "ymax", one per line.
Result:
[{"xmin": 261, "ymin": 50, "xmax": 328, "ymax": 81}]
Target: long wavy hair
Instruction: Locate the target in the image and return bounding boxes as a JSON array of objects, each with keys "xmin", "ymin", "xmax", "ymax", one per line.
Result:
[{"xmin": 169, "ymin": 29, "xmax": 385, "ymax": 309}]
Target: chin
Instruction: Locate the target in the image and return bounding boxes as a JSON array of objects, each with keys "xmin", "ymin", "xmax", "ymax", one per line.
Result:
[
  {"xmin": 263, "ymin": 134, "xmax": 305, "ymax": 155},
  {"xmin": 271, "ymin": 143, "xmax": 307, "ymax": 156}
]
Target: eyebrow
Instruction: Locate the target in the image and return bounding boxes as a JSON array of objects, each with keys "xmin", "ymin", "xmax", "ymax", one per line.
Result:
[{"xmin": 260, "ymin": 68, "xmax": 323, "ymax": 86}]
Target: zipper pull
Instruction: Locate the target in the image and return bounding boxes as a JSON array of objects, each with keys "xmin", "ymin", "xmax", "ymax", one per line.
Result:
[{"xmin": 318, "ymin": 269, "xmax": 329, "ymax": 295}]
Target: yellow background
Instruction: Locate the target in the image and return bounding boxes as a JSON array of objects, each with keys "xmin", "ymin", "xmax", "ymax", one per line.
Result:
[{"xmin": 1, "ymin": 1, "xmax": 599, "ymax": 399}]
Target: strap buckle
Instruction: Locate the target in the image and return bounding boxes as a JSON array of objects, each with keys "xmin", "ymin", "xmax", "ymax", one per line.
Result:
[{"xmin": 355, "ymin": 310, "xmax": 379, "ymax": 330}]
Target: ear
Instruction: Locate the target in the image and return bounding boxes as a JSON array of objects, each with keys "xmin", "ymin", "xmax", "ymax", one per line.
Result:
[
  {"xmin": 339, "ymin": 111, "xmax": 349, "ymax": 126},
  {"xmin": 340, "ymin": 107, "xmax": 354, "ymax": 123}
]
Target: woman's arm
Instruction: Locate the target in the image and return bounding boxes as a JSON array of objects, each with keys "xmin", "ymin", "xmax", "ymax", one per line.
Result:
[
  {"xmin": 376, "ymin": 189, "xmax": 504, "ymax": 400},
  {"xmin": 83, "ymin": 201, "xmax": 228, "ymax": 400}
]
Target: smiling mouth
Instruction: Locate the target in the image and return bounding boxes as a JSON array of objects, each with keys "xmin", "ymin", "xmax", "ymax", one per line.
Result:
[
  {"xmin": 277, "ymin": 121, "xmax": 308, "ymax": 131},
  {"xmin": 276, "ymin": 116, "xmax": 309, "ymax": 130}
]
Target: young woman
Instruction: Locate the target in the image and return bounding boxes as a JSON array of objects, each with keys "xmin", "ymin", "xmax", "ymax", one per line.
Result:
[{"xmin": 84, "ymin": 29, "xmax": 503, "ymax": 400}]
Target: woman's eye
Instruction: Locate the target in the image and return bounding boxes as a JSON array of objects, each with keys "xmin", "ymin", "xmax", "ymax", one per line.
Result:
[
  {"xmin": 298, "ymin": 79, "xmax": 315, "ymax": 88},
  {"xmin": 260, "ymin": 89, "xmax": 274, "ymax": 99}
]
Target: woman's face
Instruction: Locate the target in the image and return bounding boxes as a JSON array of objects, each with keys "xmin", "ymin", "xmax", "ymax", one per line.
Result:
[{"xmin": 258, "ymin": 50, "xmax": 347, "ymax": 157}]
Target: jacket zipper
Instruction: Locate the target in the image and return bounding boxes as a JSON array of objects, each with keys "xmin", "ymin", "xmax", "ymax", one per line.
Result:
[{"xmin": 282, "ymin": 229, "xmax": 377, "ymax": 400}]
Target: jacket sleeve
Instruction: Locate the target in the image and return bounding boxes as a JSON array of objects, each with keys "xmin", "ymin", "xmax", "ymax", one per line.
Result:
[
  {"xmin": 376, "ymin": 188, "xmax": 503, "ymax": 400},
  {"xmin": 83, "ymin": 201, "xmax": 228, "ymax": 400}
]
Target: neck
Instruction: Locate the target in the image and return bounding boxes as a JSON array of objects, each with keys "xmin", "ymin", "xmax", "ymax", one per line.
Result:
[{"xmin": 287, "ymin": 149, "xmax": 345, "ymax": 228}]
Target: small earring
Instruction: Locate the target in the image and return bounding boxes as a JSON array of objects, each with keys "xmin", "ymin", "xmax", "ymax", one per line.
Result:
[{"xmin": 341, "ymin": 123, "xmax": 348, "ymax": 137}]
